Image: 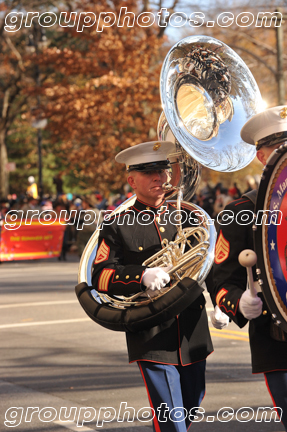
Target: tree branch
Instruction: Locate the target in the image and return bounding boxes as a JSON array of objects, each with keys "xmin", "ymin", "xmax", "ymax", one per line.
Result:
[
  {"xmin": 4, "ymin": 36, "xmax": 25, "ymax": 72},
  {"xmin": 225, "ymin": 28, "xmax": 287, "ymax": 61},
  {"xmin": 229, "ymin": 45, "xmax": 276, "ymax": 76},
  {"xmin": 2, "ymin": 88, "xmax": 10, "ymax": 121}
]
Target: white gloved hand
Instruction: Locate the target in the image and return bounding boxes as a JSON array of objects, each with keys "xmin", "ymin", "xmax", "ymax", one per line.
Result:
[
  {"xmin": 239, "ymin": 290, "xmax": 263, "ymax": 320},
  {"xmin": 142, "ymin": 266, "xmax": 172, "ymax": 292},
  {"xmin": 145, "ymin": 285, "xmax": 170, "ymax": 298},
  {"xmin": 210, "ymin": 305, "xmax": 229, "ymax": 329}
]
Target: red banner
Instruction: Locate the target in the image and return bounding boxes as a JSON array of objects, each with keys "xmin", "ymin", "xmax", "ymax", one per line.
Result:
[{"xmin": 0, "ymin": 221, "xmax": 66, "ymax": 261}]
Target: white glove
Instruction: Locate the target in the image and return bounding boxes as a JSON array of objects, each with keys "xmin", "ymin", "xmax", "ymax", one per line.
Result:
[
  {"xmin": 142, "ymin": 266, "xmax": 171, "ymax": 292},
  {"xmin": 210, "ymin": 305, "xmax": 229, "ymax": 329},
  {"xmin": 145, "ymin": 285, "xmax": 170, "ymax": 299},
  {"xmin": 239, "ymin": 290, "xmax": 263, "ymax": 320}
]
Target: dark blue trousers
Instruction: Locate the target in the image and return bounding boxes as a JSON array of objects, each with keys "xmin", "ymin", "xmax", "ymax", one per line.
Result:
[
  {"xmin": 138, "ymin": 360, "xmax": 206, "ymax": 432},
  {"xmin": 265, "ymin": 371, "xmax": 287, "ymax": 430}
]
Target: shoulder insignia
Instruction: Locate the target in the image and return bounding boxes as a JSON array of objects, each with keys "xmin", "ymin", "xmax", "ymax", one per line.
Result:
[
  {"xmin": 94, "ymin": 239, "xmax": 110, "ymax": 264},
  {"xmin": 215, "ymin": 230, "xmax": 230, "ymax": 264},
  {"xmin": 216, "ymin": 288, "xmax": 228, "ymax": 306},
  {"xmin": 98, "ymin": 268, "xmax": 114, "ymax": 291}
]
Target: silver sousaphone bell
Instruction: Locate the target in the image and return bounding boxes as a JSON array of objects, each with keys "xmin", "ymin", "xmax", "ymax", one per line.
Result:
[
  {"xmin": 160, "ymin": 35, "xmax": 262, "ymax": 173},
  {"xmin": 76, "ymin": 36, "xmax": 263, "ymax": 332}
]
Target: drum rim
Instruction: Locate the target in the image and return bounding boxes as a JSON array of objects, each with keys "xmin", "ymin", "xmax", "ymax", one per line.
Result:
[{"xmin": 254, "ymin": 143, "xmax": 287, "ymax": 333}]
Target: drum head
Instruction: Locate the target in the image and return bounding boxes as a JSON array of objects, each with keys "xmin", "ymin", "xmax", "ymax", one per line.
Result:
[{"xmin": 254, "ymin": 143, "xmax": 287, "ymax": 332}]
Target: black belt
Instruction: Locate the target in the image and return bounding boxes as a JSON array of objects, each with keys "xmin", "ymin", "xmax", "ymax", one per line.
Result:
[{"xmin": 270, "ymin": 321, "xmax": 287, "ymax": 342}]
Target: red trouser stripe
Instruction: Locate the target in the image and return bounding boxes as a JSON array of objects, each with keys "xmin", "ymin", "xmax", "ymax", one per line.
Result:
[{"xmin": 138, "ymin": 361, "xmax": 161, "ymax": 432}]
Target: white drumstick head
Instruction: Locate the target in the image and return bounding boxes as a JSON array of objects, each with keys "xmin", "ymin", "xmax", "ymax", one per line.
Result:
[{"xmin": 238, "ymin": 249, "xmax": 257, "ymax": 268}]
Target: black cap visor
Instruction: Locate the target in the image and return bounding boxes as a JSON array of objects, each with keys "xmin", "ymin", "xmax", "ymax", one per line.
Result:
[
  {"xmin": 256, "ymin": 131, "xmax": 287, "ymax": 150},
  {"xmin": 127, "ymin": 160, "xmax": 171, "ymax": 172}
]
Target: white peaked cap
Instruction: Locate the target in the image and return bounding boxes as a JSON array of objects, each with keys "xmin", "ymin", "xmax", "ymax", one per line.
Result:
[
  {"xmin": 241, "ymin": 106, "xmax": 287, "ymax": 145},
  {"xmin": 115, "ymin": 141, "xmax": 176, "ymax": 171}
]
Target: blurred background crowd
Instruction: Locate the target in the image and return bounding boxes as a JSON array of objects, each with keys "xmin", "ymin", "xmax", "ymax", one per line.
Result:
[{"xmin": 0, "ymin": 172, "xmax": 260, "ymax": 260}]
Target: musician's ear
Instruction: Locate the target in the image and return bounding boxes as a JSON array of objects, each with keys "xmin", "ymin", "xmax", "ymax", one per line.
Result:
[
  {"xmin": 127, "ymin": 172, "xmax": 137, "ymax": 190},
  {"xmin": 257, "ymin": 143, "xmax": 282, "ymax": 166},
  {"xmin": 256, "ymin": 149, "xmax": 266, "ymax": 165}
]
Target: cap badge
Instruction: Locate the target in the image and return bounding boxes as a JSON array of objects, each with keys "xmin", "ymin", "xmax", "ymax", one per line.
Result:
[
  {"xmin": 280, "ymin": 107, "xmax": 287, "ymax": 119},
  {"xmin": 153, "ymin": 142, "xmax": 161, "ymax": 151}
]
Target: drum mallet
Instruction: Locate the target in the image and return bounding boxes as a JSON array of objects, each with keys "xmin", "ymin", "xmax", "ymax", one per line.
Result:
[{"xmin": 238, "ymin": 249, "xmax": 258, "ymax": 298}]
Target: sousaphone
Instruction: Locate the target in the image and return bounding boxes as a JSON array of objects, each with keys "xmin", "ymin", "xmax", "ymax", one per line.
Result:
[{"xmin": 76, "ymin": 35, "xmax": 262, "ymax": 332}]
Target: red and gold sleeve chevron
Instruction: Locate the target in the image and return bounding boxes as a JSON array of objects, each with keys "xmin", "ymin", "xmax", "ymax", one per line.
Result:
[
  {"xmin": 215, "ymin": 286, "xmax": 246, "ymax": 326},
  {"xmin": 94, "ymin": 239, "xmax": 110, "ymax": 265},
  {"xmin": 216, "ymin": 287, "xmax": 240, "ymax": 317},
  {"xmin": 96, "ymin": 265, "xmax": 146, "ymax": 295},
  {"xmin": 98, "ymin": 268, "xmax": 115, "ymax": 292},
  {"xmin": 215, "ymin": 231, "xmax": 230, "ymax": 264},
  {"xmin": 216, "ymin": 288, "xmax": 228, "ymax": 306}
]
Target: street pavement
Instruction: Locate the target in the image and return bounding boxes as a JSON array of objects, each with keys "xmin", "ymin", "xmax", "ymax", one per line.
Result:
[{"xmin": 0, "ymin": 253, "xmax": 284, "ymax": 432}]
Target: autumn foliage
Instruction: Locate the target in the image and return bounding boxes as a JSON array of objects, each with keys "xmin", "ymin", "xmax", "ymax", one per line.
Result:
[
  {"xmin": 2, "ymin": 0, "xmax": 286, "ymax": 197},
  {"xmin": 36, "ymin": 0, "xmax": 164, "ymax": 193}
]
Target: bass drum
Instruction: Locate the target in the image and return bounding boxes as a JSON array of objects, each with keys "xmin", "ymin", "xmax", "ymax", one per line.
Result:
[{"xmin": 254, "ymin": 143, "xmax": 287, "ymax": 333}]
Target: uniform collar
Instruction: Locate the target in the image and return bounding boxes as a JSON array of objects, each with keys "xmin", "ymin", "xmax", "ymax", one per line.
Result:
[{"xmin": 133, "ymin": 198, "xmax": 168, "ymax": 214}]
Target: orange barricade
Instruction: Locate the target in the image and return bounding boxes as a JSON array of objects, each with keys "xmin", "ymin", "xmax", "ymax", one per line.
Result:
[{"xmin": 0, "ymin": 220, "xmax": 66, "ymax": 261}]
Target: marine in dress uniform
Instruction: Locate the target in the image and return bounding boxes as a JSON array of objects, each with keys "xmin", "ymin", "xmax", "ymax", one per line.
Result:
[
  {"xmin": 211, "ymin": 106, "xmax": 287, "ymax": 430},
  {"xmin": 92, "ymin": 141, "xmax": 213, "ymax": 432}
]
